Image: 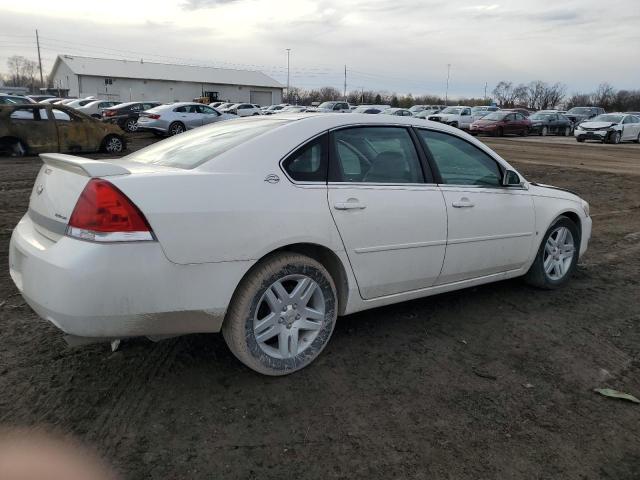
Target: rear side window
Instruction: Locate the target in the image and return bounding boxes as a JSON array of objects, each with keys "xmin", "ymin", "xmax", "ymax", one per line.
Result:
[
  {"xmin": 330, "ymin": 127, "xmax": 424, "ymax": 183},
  {"xmin": 10, "ymin": 108, "xmax": 37, "ymax": 120},
  {"xmin": 282, "ymin": 134, "xmax": 328, "ymax": 182},
  {"xmin": 126, "ymin": 118, "xmax": 292, "ymax": 169},
  {"xmin": 418, "ymin": 129, "xmax": 502, "ymax": 187}
]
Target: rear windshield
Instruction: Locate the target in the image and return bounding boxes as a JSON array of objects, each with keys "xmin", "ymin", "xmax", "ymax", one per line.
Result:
[{"xmin": 125, "ymin": 118, "xmax": 292, "ymax": 169}]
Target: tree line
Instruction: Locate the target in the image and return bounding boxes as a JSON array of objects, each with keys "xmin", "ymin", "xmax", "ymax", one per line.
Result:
[{"xmin": 1, "ymin": 56, "xmax": 47, "ymax": 92}]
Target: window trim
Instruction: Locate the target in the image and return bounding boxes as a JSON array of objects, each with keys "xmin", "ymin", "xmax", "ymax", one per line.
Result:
[
  {"xmin": 327, "ymin": 124, "xmax": 433, "ymax": 185},
  {"xmin": 414, "ymin": 127, "xmax": 516, "ymax": 189}
]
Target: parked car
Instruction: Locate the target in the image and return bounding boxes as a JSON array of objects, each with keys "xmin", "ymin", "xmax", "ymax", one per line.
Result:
[
  {"xmin": 413, "ymin": 106, "xmax": 445, "ymax": 119},
  {"xmin": 352, "ymin": 105, "xmax": 390, "ymax": 114},
  {"xmin": 209, "ymin": 102, "xmax": 225, "ymax": 109},
  {"xmin": 428, "ymin": 106, "xmax": 473, "ymax": 129},
  {"xmin": 137, "ymin": 102, "xmax": 233, "ymax": 136},
  {"xmin": 501, "ymin": 108, "xmax": 533, "ymax": 117},
  {"xmin": 0, "ymin": 103, "xmax": 126, "ymax": 156},
  {"xmin": 470, "ymin": 106, "xmax": 499, "ymax": 122},
  {"xmin": 279, "ymin": 106, "xmax": 310, "ymax": 114},
  {"xmin": 0, "ymin": 94, "xmax": 36, "ymax": 105},
  {"xmin": 382, "ymin": 108, "xmax": 413, "ymax": 116},
  {"xmin": 39, "ymin": 98, "xmax": 64, "ymax": 104},
  {"xmin": 222, "ymin": 103, "xmax": 262, "ymax": 117},
  {"xmin": 65, "ymin": 97, "xmax": 97, "ymax": 109},
  {"xmin": 216, "ymin": 102, "xmax": 236, "ymax": 112},
  {"xmin": 76, "ymin": 100, "xmax": 121, "ymax": 118},
  {"xmin": 316, "ymin": 101, "xmax": 350, "ymax": 113},
  {"xmin": 528, "ymin": 112, "xmax": 573, "ymax": 136},
  {"xmin": 469, "ymin": 110, "xmax": 531, "ymax": 136},
  {"xmin": 9, "ymin": 114, "xmax": 591, "ymax": 375},
  {"xmin": 54, "ymin": 99, "xmax": 78, "ymax": 105},
  {"xmin": 262, "ymin": 104, "xmax": 290, "ymax": 115},
  {"xmin": 574, "ymin": 113, "xmax": 640, "ymax": 144},
  {"xmin": 101, "ymin": 101, "xmax": 161, "ymax": 132},
  {"xmin": 409, "ymin": 105, "xmax": 429, "ymax": 114},
  {"xmin": 564, "ymin": 107, "xmax": 605, "ymax": 125},
  {"xmin": 26, "ymin": 94, "xmax": 56, "ymax": 102}
]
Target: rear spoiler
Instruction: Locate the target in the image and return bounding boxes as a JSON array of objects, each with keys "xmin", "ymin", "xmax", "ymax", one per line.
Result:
[{"xmin": 40, "ymin": 153, "xmax": 130, "ymax": 177}]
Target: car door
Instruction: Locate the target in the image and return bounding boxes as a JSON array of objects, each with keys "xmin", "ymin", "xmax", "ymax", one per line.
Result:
[
  {"xmin": 416, "ymin": 128, "xmax": 536, "ymax": 284},
  {"xmin": 8, "ymin": 106, "xmax": 58, "ymax": 153},
  {"xmin": 51, "ymin": 107, "xmax": 91, "ymax": 152},
  {"xmin": 621, "ymin": 115, "xmax": 640, "ymax": 141},
  {"xmin": 197, "ymin": 104, "xmax": 222, "ymax": 125},
  {"xmin": 459, "ymin": 108, "xmax": 472, "ymax": 128},
  {"xmin": 327, "ymin": 126, "xmax": 447, "ymax": 299}
]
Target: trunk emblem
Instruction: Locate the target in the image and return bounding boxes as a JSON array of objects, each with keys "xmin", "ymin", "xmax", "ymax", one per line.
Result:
[{"xmin": 36, "ymin": 185, "xmax": 44, "ymax": 195}]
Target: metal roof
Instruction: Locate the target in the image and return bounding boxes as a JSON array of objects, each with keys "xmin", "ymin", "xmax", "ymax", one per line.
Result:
[{"xmin": 52, "ymin": 55, "xmax": 284, "ymax": 89}]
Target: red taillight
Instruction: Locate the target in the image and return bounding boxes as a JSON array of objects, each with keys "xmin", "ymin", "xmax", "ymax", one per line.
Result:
[
  {"xmin": 147, "ymin": 114, "xmax": 161, "ymax": 119},
  {"xmin": 67, "ymin": 179, "xmax": 154, "ymax": 242},
  {"xmin": 104, "ymin": 110, "xmax": 116, "ymax": 117}
]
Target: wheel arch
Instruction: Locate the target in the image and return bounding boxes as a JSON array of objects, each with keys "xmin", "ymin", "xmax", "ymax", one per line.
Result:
[
  {"xmin": 546, "ymin": 210, "xmax": 582, "ymax": 250},
  {"xmin": 0, "ymin": 136, "xmax": 28, "ymax": 155},
  {"xmin": 229, "ymin": 242, "xmax": 352, "ymax": 318}
]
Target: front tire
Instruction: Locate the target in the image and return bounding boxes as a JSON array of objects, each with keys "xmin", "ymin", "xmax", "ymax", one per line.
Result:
[
  {"xmin": 222, "ymin": 252, "xmax": 338, "ymax": 376},
  {"xmin": 564, "ymin": 126, "xmax": 571, "ymax": 136},
  {"xmin": 608, "ymin": 131, "xmax": 621, "ymax": 144},
  {"xmin": 101, "ymin": 135, "xmax": 124, "ymax": 154},
  {"xmin": 524, "ymin": 216, "xmax": 580, "ymax": 289},
  {"xmin": 541, "ymin": 126, "xmax": 548, "ymax": 136}
]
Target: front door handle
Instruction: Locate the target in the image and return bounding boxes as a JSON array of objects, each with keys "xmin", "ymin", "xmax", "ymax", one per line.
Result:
[
  {"xmin": 452, "ymin": 198, "xmax": 474, "ymax": 208},
  {"xmin": 334, "ymin": 199, "xmax": 367, "ymax": 210}
]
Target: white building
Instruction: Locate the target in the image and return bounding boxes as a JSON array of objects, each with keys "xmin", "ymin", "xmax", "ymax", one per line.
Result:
[{"xmin": 49, "ymin": 55, "xmax": 283, "ymax": 106}]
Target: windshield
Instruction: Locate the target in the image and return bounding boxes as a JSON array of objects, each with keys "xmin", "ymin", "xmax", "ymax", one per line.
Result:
[
  {"xmin": 567, "ymin": 107, "xmax": 592, "ymax": 114},
  {"xmin": 590, "ymin": 114, "xmax": 623, "ymax": 123},
  {"xmin": 318, "ymin": 102, "xmax": 337, "ymax": 109},
  {"xmin": 441, "ymin": 107, "xmax": 461, "ymax": 114},
  {"xmin": 483, "ymin": 112, "xmax": 508, "ymax": 121},
  {"xmin": 125, "ymin": 118, "xmax": 291, "ymax": 169},
  {"xmin": 409, "ymin": 106, "xmax": 425, "ymax": 112}
]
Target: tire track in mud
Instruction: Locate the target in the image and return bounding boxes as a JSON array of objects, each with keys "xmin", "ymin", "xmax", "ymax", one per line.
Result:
[{"xmin": 87, "ymin": 339, "xmax": 182, "ymax": 456}]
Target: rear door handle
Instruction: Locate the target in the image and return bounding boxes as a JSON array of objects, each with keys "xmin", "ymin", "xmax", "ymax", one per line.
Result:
[
  {"xmin": 452, "ymin": 198, "xmax": 474, "ymax": 208},
  {"xmin": 334, "ymin": 199, "xmax": 367, "ymax": 210}
]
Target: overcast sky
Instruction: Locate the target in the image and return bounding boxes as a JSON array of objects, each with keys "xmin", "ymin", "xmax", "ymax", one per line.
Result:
[{"xmin": 1, "ymin": 0, "xmax": 639, "ymax": 97}]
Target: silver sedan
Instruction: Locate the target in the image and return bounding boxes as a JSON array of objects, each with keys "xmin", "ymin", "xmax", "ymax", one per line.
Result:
[{"xmin": 137, "ymin": 102, "xmax": 233, "ymax": 136}]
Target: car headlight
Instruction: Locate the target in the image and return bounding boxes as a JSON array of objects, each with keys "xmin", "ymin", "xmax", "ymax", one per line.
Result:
[
  {"xmin": 575, "ymin": 125, "xmax": 584, "ymax": 131},
  {"xmin": 582, "ymin": 200, "xmax": 590, "ymax": 217}
]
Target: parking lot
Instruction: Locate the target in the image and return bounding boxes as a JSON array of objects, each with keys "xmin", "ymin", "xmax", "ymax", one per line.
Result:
[{"xmin": 0, "ymin": 134, "xmax": 639, "ymax": 479}]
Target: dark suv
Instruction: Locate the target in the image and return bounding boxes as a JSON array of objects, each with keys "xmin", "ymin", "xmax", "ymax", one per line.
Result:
[
  {"xmin": 102, "ymin": 101, "xmax": 161, "ymax": 132},
  {"xmin": 564, "ymin": 107, "xmax": 605, "ymax": 125}
]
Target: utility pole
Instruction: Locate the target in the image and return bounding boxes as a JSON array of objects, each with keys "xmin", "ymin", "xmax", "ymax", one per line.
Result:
[
  {"xmin": 484, "ymin": 82, "xmax": 487, "ymax": 100},
  {"xmin": 445, "ymin": 63, "xmax": 451, "ymax": 106},
  {"xmin": 35, "ymin": 29, "xmax": 44, "ymax": 88},
  {"xmin": 286, "ymin": 48, "xmax": 291, "ymax": 103},
  {"xmin": 344, "ymin": 65, "xmax": 347, "ymax": 100}
]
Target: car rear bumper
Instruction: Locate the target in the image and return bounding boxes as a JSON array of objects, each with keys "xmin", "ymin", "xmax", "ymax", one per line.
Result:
[
  {"xmin": 136, "ymin": 118, "xmax": 170, "ymax": 133},
  {"xmin": 9, "ymin": 215, "xmax": 253, "ymax": 338}
]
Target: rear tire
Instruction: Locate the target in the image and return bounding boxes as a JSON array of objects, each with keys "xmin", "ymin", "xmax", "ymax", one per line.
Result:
[
  {"xmin": 524, "ymin": 216, "xmax": 580, "ymax": 289},
  {"xmin": 168, "ymin": 122, "xmax": 185, "ymax": 136},
  {"xmin": 124, "ymin": 118, "xmax": 138, "ymax": 132},
  {"xmin": 608, "ymin": 131, "xmax": 621, "ymax": 144},
  {"xmin": 222, "ymin": 252, "xmax": 338, "ymax": 376}
]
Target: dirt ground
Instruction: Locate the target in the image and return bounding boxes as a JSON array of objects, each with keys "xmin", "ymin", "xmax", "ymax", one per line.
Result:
[{"xmin": 0, "ymin": 133, "xmax": 639, "ymax": 479}]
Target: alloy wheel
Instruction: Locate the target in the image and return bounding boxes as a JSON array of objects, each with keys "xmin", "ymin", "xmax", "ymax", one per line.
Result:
[
  {"xmin": 105, "ymin": 137, "xmax": 123, "ymax": 153},
  {"xmin": 126, "ymin": 119, "xmax": 138, "ymax": 132},
  {"xmin": 253, "ymin": 274, "xmax": 325, "ymax": 359},
  {"xmin": 543, "ymin": 226, "xmax": 575, "ymax": 281}
]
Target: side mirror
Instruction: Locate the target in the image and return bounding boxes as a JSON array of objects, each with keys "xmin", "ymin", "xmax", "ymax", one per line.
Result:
[{"xmin": 502, "ymin": 170, "xmax": 523, "ymax": 187}]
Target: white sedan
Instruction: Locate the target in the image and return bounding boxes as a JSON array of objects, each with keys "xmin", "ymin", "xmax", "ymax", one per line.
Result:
[
  {"xmin": 10, "ymin": 114, "xmax": 591, "ymax": 375},
  {"xmin": 574, "ymin": 113, "xmax": 640, "ymax": 144}
]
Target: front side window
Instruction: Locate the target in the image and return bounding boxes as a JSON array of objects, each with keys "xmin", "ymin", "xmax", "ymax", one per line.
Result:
[
  {"xmin": 197, "ymin": 105, "xmax": 218, "ymax": 115},
  {"xmin": 418, "ymin": 129, "xmax": 502, "ymax": 187},
  {"xmin": 282, "ymin": 134, "xmax": 327, "ymax": 182},
  {"xmin": 330, "ymin": 127, "xmax": 424, "ymax": 184}
]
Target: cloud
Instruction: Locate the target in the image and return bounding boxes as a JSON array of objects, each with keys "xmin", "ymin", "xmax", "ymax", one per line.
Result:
[{"xmin": 182, "ymin": 0, "xmax": 243, "ymax": 10}]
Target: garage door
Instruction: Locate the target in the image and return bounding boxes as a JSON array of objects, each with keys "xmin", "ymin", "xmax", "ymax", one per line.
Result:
[{"xmin": 250, "ymin": 91, "xmax": 272, "ymax": 106}]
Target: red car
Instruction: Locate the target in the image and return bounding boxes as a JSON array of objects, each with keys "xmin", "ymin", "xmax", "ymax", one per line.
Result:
[{"xmin": 469, "ymin": 111, "xmax": 531, "ymax": 136}]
